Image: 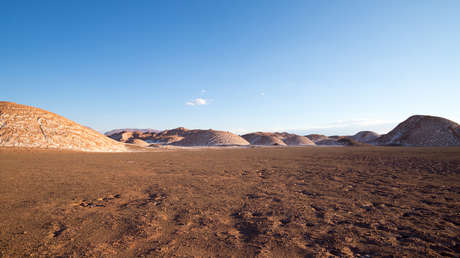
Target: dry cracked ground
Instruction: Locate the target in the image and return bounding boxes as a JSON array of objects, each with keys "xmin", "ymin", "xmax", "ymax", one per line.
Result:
[{"xmin": 0, "ymin": 147, "xmax": 459, "ymax": 257}]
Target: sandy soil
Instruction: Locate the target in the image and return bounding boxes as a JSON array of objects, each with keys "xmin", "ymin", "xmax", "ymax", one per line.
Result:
[{"xmin": 0, "ymin": 147, "xmax": 459, "ymax": 257}]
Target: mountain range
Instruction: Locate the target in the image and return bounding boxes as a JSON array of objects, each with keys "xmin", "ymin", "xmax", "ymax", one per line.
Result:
[{"xmin": 1, "ymin": 102, "xmax": 459, "ymax": 151}]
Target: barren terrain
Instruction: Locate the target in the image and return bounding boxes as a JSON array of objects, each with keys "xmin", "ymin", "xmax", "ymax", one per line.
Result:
[{"xmin": 0, "ymin": 147, "xmax": 459, "ymax": 257}]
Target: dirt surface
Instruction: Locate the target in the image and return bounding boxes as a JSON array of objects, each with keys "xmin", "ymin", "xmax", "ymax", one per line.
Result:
[{"xmin": 0, "ymin": 146, "xmax": 459, "ymax": 257}]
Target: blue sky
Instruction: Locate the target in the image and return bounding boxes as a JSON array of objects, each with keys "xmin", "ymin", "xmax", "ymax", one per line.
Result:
[{"xmin": 1, "ymin": 1, "xmax": 459, "ymax": 135}]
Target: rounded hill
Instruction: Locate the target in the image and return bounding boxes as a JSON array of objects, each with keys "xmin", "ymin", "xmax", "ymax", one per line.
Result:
[
  {"xmin": 305, "ymin": 134, "xmax": 329, "ymax": 143},
  {"xmin": 349, "ymin": 131, "xmax": 380, "ymax": 143},
  {"xmin": 242, "ymin": 133, "xmax": 287, "ymax": 146},
  {"xmin": 0, "ymin": 102, "xmax": 127, "ymax": 152},
  {"xmin": 375, "ymin": 115, "xmax": 460, "ymax": 146},
  {"xmin": 283, "ymin": 135, "xmax": 315, "ymax": 146},
  {"xmin": 170, "ymin": 129, "xmax": 250, "ymax": 146}
]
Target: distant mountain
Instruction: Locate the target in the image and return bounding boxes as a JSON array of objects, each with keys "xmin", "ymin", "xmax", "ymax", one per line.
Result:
[
  {"xmin": 305, "ymin": 134, "xmax": 329, "ymax": 143},
  {"xmin": 168, "ymin": 129, "xmax": 250, "ymax": 146},
  {"xmin": 375, "ymin": 115, "xmax": 460, "ymax": 146},
  {"xmin": 348, "ymin": 131, "xmax": 380, "ymax": 143},
  {"xmin": 242, "ymin": 132, "xmax": 315, "ymax": 146},
  {"xmin": 105, "ymin": 128, "xmax": 161, "ymax": 136},
  {"xmin": 242, "ymin": 132, "xmax": 287, "ymax": 146},
  {"xmin": 0, "ymin": 102, "xmax": 127, "ymax": 152},
  {"xmin": 109, "ymin": 127, "xmax": 250, "ymax": 146},
  {"xmin": 4, "ymin": 102, "xmax": 457, "ymax": 149},
  {"xmin": 315, "ymin": 138, "xmax": 343, "ymax": 146},
  {"xmin": 283, "ymin": 135, "xmax": 316, "ymax": 145}
]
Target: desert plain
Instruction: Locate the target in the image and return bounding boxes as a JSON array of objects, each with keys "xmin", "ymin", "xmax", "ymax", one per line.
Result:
[{"xmin": 0, "ymin": 146, "xmax": 459, "ymax": 257}]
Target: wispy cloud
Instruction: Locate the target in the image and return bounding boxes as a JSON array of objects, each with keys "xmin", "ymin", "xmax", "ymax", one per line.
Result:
[
  {"xmin": 200, "ymin": 89, "xmax": 207, "ymax": 94},
  {"xmin": 260, "ymin": 92, "xmax": 265, "ymax": 96},
  {"xmin": 186, "ymin": 98, "xmax": 208, "ymax": 106}
]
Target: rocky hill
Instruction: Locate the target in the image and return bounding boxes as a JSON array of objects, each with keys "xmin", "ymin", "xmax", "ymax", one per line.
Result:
[
  {"xmin": 242, "ymin": 133, "xmax": 287, "ymax": 146},
  {"xmin": 108, "ymin": 131, "xmax": 157, "ymax": 143},
  {"xmin": 375, "ymin": 115, "xmax": 460, "ymax": 146},
  {"xmin": 0, "ymin": 102, "xmax": 127, "ymax": 152},
  {"xmin": 348, "ymin": 131, "xmax": 380, "ymax": 143},
  {"xmin": 109, "ymin": 127, "xmax": 249, "ymax": 146},
  {"xmin": 242, "ymin": 132, "xmax": 315, "ymax": 146},
  {"xmin": 305, "ymin": 134, "xmax": 329, "ymax": 143},
  {"xmin": 105, "ymin": 128, "xmax": 160, "ymax": 137},
  {"xmin": 125, "ymin": 138, "xmax": 151, "ymax": 147},
  {"xmin": 315, "ymin": 138, "xmax": 343, "ymax": 146},
  {"xmin": 283, "ymin": 135, "xmax": 315, "ymax": 146},
  {"xmin": 170, "ymin": 129, "xmax": 250, "ymax": 146}
]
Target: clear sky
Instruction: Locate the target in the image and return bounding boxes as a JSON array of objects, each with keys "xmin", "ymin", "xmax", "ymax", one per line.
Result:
[{"xmin": 1, "ymin": 0, "xmax": 459, "ymax": 135}]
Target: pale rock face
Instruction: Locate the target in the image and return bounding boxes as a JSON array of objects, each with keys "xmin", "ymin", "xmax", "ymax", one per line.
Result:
[{"xmin": 0, "ymin": 102, "xmax": 127, "ymax": 152}]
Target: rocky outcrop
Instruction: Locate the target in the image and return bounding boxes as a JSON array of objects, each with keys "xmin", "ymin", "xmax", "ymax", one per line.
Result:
[
  {"xmin": 105, "ymin": 128, "xmax": 160, "ymax": 137},
  {"xmin": 349, "ymin": 131, "xmax": 380, "ymax": 143},
  {"xmin": 170, "ymin": 129, "xmax": 250, "ymax": 146},
  {"xmin": 281, "ymin": 135, "xmax": 315, "ymax": 146},
  {"xmin": 305, "ymin": 134, "xmax": 329, "ymax": 143},
  {"xmin": 0, "ymin": 102, "xmax": 127, "ymax": 152},
  {"xmin": 126, "ymin": 138, "xmax": 151, "ymax": 147},
  {"xmin": 242, "ymin": 133, "xmax": 287, "ymax": 146},
  {"xmin": 315, "ymin": 138, "xmax": 343, "ymax": 146},
  {"xmin": 242, "ymin": 132, "xmax": 315, "ymax": 146},
  {"xmin": 375, "ymin": 115, "xmax": 460, "ymax": 146},
  {"xmin": 109, "ymin": 127, "xmax": 249, "ymax": 146}
]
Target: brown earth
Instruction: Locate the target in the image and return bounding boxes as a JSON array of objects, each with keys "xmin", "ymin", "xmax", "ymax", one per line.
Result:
[
  {"xmin": 0, "ymin": 102, "xmax": 127, "ymax": 152},
  {"xmin": 1, "ymin": 146, "xmax": 459, "ymax": 257}
]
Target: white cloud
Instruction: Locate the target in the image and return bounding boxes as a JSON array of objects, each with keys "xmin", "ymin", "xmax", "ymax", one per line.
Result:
[
  {"xmin": 201, "ymin": 89, "xmax": 207, "ymax": 94},
  {"xmin": 186, "ymin": 98, "xmax": 208, "ymax": 106},
  {"xmin": 260, "ymin": 92, "xmax": 265, "ymax": 96}
]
